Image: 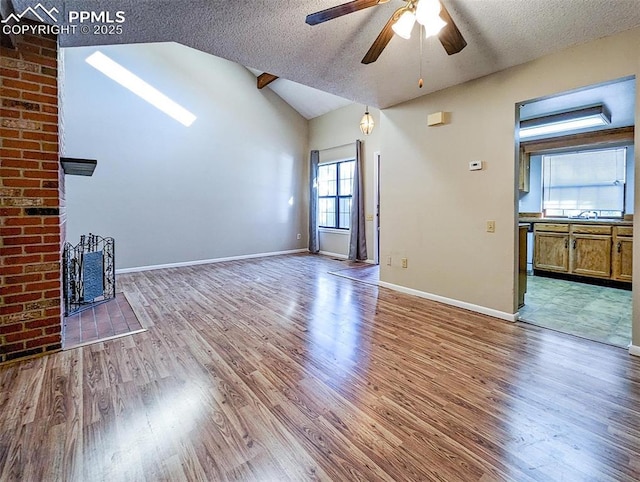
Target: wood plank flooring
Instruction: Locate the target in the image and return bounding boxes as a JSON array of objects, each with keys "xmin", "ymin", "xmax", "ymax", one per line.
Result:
[{"xmin": 1, "ymin": 253, "xmax": 639, "ymax": 481}]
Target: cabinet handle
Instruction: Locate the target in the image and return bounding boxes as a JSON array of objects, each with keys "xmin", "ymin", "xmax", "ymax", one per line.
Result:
[
  {"xmin": 617, "ymin": 241, "xmax": 622, "ymax": 253},
  {"xmin": 572, "ymin": 239, "xmax": 577, "ymax": 249},
  {"xmin": 565, "ymin": 239, "xmax": 568, "ymax": 249}
]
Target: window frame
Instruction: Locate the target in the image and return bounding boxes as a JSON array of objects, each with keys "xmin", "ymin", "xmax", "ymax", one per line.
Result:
[{"xmin": 318, "ymin": 159, "xmax": 355, "ymax": 230}]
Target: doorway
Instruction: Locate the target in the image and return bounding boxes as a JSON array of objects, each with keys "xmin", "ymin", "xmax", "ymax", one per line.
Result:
[{"xmin": 516, "ymin": 76, "xmax": 635, "ymax": 347}]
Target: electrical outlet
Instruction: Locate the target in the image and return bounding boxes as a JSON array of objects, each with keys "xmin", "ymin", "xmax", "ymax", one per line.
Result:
[
  {"xmin": 486, "ymin": 220, "xmax": 496, "ymax": 233},
  {"xmin": 296, "ymin": 233, "xmax": 301, "ymax": 240},
  {"xmin": 386, "ymin": 256, "xmax": 392, "ymax": 266},
  {"xmin": 401, "ymin": 258, "xmax": 408, "ymax": 268}
]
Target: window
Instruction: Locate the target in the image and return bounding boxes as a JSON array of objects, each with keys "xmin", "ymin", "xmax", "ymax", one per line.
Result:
[
  {"xmin": 318, "ymin": 160, "xmax": 355, "ymax": 229},
  {"xmin": 542, "ymin": 147, "xmax": 626, "ymax": 218}
]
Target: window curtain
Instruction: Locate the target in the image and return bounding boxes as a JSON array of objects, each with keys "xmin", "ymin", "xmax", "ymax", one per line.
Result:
[
  {"xmin": 348, "ymin": 140, "xmax": 367, "ymax": 261},
  {"xmin": 309, "ymin": 150, "xmax": 320, "ymax": 253}
]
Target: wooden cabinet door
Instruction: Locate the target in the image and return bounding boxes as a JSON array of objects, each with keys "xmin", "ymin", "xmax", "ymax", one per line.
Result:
[
  {"xmin": 534, "ymin": 233, "xmax": 569, "ymax": 272},
  {"xmin": 570, "ymin": 234, "xmax": 612, "ymax": 278},
  {"xmin": 612, "ymin": 236, "xmax": 633, "ymax": 282}
]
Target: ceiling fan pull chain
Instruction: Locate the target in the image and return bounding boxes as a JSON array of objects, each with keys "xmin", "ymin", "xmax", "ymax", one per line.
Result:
[{"xmin": 418, "ymin": 24, "xmax": 424, "ymax": 88}]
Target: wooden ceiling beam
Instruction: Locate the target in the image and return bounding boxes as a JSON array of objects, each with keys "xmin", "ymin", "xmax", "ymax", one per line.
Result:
[{"xmin": 257, "ymin": 73, "xmax": 279, "ymax": 89}]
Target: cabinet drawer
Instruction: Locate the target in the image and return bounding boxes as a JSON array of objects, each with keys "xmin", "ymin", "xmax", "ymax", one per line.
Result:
[
  {"xmin": 615, "ymin": 226, "xmax": 633, "ymax": 237},
  {"xmin": 534, "ymin": 223, "xmax": 569, "ymax": 233},
  {"xmin": 571, "ymin": 224, "xmax": 612, "ymax": 235}
]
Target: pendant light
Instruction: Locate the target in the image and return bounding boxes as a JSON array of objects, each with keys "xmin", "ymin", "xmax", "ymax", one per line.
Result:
[{"xmin": 360, "ymin": 106, "xmax": 374, "ymax": 135}]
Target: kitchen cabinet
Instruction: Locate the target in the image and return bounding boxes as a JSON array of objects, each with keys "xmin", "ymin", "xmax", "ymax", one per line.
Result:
[
  {"xmin": 569, "ymin": 225, "xmax": 612, "ymax": 278},
  {"xmin": 519, "ymin": 149, "xmax": 530, "ymax": 193},
  {"xmin": 533, "ymin": 221, "xmax": 630, "ymax": 283},
  {"xmin": 612, "ymin": 226, "xmax": 633, "ymax": 282},
  {"xmin": 533, "ymin": 224, "xmax": 569, "ymax": 273}
]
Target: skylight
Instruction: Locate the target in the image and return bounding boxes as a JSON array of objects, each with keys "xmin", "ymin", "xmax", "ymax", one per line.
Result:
[{"xmin": 85, "ymin": 51, "xmax": 197, "ymax": 127}]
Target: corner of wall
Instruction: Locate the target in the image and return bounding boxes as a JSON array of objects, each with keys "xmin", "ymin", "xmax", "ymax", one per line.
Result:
[{"xmin": 1, "ymin": 32, "xmax": 62, "ymax": 364}]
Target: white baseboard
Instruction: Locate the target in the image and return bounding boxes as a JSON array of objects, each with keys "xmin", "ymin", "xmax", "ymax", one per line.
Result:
[
  {"xmin": 116, "ymin": 248, "xmax": 307, "ymax": 274},
  {"xmin": 318, "ymin": 251, "xmax": 376, "ymax": 264},
  {"xmin": 319, "ymin": 250, "xmax": 348, "ymax": 260},
  {"xmin": 377, "ymin": 280, "xmax": 517, "ymax": 322},
  {"xmin": 629, "ymin": 344, "xmax": 640, "ymax": 357}
]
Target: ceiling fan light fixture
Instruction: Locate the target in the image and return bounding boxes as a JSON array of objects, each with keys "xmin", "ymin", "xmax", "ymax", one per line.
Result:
[
  {"xmin": 360, "ymin": 107, "xmax": 375, "ymax": 135},
  {"xmin": 423, "ymin": 16, "xmax": 447, "ymax": 38},
  {"xmin": 392, "ymin": 10, "xmax": 416, "ymax": 39},
  {"xmin": 415, "ymin": 0, "xmax": 441, "ymax": 25}
]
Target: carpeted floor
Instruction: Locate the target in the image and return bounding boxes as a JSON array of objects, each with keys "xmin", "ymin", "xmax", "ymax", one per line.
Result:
[{"xmin": 63, "ymin": 292, "xmax": 146, "ymax": 349}]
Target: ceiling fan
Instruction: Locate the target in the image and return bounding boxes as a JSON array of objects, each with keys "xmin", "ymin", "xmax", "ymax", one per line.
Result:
[{"xmin": 306, "ymin": 0, "xmax": 467, "ymax": 64}]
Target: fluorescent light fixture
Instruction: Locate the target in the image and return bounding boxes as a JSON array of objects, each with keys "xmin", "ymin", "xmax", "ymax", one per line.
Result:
[
  {"xmin": 85, "ymin": 51, "xmax": 197, "ymax": 127},
  {"xmin": 519, "ymin": 105, "xmax": 610, "ymax": 139},
  {"xmin": 392, "ymin": 10, "xmax": 416, "ymax": 39}
]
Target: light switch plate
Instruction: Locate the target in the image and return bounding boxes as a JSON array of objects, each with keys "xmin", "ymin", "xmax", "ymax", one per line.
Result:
[{"xmin": 469, "ymin": 160, "xmax": 483, "ymax": 171}]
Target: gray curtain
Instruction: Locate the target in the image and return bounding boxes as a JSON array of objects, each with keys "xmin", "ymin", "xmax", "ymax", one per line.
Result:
[
  {"xmin": 348, "ymin": 140, "xmax": 367, "ymax": 261},
  {"xmin": 309, "ymin": 150, "xmax": 320, "ymax": 253}
]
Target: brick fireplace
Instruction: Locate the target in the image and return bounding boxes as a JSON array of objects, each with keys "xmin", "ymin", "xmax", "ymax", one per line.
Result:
[{"xmin": 1, "ymin": 32, "xmax": 63, "ymax": 364}]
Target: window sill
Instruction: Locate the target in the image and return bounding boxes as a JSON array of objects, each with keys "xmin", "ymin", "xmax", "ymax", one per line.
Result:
[{"xmin": 319, "ymin": 228, "xmax": 350, "ymax": 235}]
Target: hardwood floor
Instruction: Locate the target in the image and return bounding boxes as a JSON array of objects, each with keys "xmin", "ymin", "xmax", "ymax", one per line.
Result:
[{"xmin": 1, "ymin": 253, "xmax": 639, "ymax": 481}]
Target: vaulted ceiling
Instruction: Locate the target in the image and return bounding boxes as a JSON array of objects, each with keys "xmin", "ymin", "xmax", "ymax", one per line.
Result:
[{"xmin": 9, "ymin": 0, "xmax": 640, "ymax": 109}]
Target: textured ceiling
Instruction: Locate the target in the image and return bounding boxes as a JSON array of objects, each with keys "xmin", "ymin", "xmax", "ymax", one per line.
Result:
[{"xmin": 10, "ymin": 0, "xmax": 640, "ymax": 108}]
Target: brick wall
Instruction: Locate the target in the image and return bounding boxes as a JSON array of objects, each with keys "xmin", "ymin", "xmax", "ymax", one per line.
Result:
[{"xmin": 0, "ymin": 32, "xmax": 62, "ymax": 364}]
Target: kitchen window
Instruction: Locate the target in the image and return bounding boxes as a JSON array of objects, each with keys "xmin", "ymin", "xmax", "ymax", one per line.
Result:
[
  {"xmin": 542, "ymin": 147, "xmax": 627, "ymax": 218},
  {"xmin": 318, "ymin": 159, "xmax": 355, "ymax": 229}
]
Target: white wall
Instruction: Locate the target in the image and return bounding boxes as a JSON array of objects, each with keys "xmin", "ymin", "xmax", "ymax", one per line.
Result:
[
  {"xmin": 62, "ymin": 42, "xmax": 308, "ymax": 269},
  {"xmin": 309, "ymin": 104, "xmax": 381, "ymax": 260},
  {"xmin": 376, "ymin": 27, "xmax": 639, "ymax": 324}
]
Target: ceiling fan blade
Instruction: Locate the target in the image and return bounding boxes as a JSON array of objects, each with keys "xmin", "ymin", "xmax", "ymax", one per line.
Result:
[
  {"xmin": 306, "ymin": 0, "xmax": 382, "ymax": 26},
  {"xmin": 438, "ymin": 2, "xmax": 467, "ymax": 55},
  {"xmin": 361, "ymin": 6, "xmax": 405, "ymax": 65}
]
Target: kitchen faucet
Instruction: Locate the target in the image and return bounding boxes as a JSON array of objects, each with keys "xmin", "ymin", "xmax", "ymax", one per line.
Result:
[{"xmin": 577, "ymin": 210, "xmax": 598, "ymax": 219}]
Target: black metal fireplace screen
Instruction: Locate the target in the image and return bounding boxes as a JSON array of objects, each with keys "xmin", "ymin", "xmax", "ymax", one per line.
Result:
[{"xmin": 63, "ymin": 234, "xmax": 115, "ymax": 316}]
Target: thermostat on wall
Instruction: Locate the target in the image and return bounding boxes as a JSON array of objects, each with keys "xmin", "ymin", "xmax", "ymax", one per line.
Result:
[{"xmin": 469, "ymin": 160, "xmax": 483, "ymax": 171}]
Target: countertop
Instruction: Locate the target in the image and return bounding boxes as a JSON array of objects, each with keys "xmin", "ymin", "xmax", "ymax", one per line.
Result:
[{"xmin": 519, "ymin": 217, "xmax": 633, "ymax": 226}]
